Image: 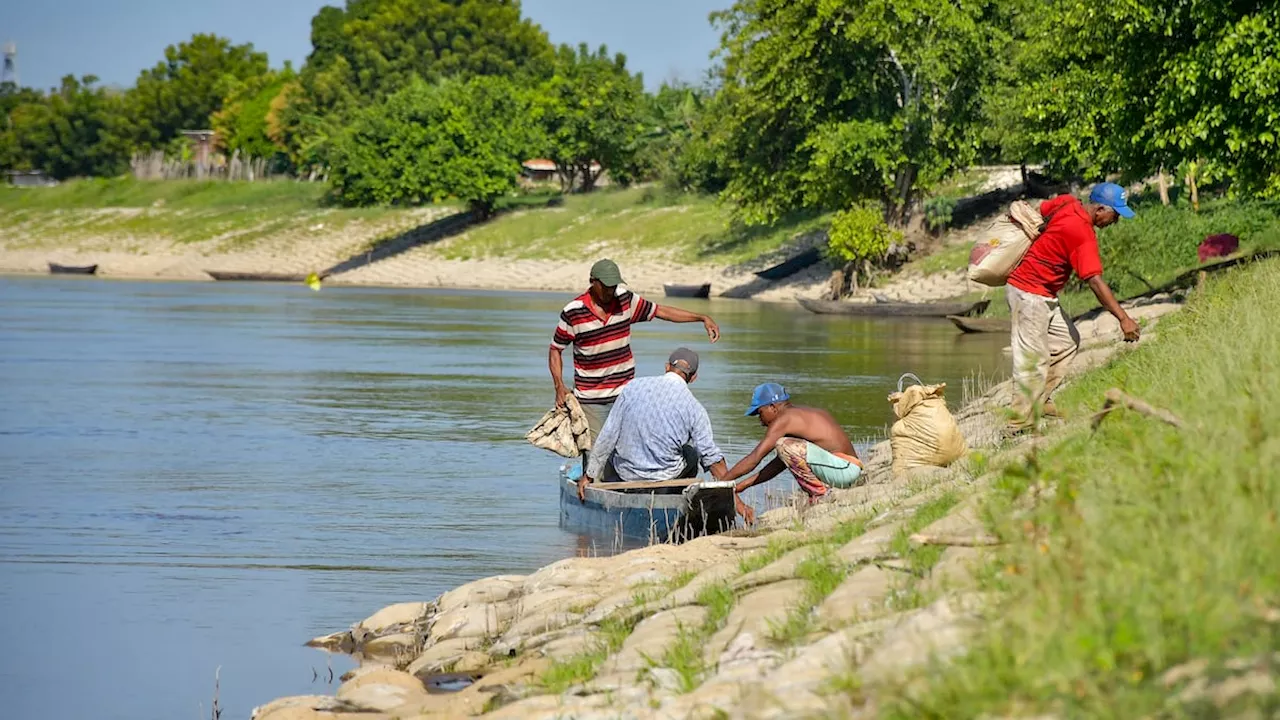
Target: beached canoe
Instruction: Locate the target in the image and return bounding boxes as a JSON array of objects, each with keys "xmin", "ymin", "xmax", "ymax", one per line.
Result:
[
  {"xmin": 755, "ymin": 247, "xmax": 823, "ymax": 281},
  {"xmin": 947, "ymin": 315, "xmax": 1011, "ymax": 334},
  {"xmin": 663, "ymin": 282, "xmax": 711, "ymax": 299},
  {"xmin": 48, "ymin": 262, "xmax": 98, "ymax": 275},
  {"xmin": 205, "ymin": 271, "xmax": 317, "ymax": 282},
  {"xmin": 798, "ymin": 298, "xmax": 990, "ymax": 318},
  {"xmin": 558, "ymin": 469, "xmax": 737, "ymax": 543}
]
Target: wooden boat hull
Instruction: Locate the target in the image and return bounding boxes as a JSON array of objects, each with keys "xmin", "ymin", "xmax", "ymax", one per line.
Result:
[
  {"xmin": 799, "ymin": 298, "xmax": 990, "ymax": 318},
  {"xmin": 48, "ymin": 263, "xmax": 98, "ymax": 275},
  {"xmin": 755, "ymin": 247, "xmax": 823, "ymax": 281},
  {"xmin": 947, "ymin": 315, "xmax": 1011, "ymax": 334},
  {"xmin": 663, "ymin": 283, "xmax": 711, "ymax": 299},
  {"xmin": 205, "ymin": 271, "xmax": 317, "ymax": 282},
  {"xmin": 558, "ymin": 475, "xmax": 737, "ymax": 543}
]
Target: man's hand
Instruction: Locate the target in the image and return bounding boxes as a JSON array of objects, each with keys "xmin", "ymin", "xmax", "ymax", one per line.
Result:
[
  {"xmin": 555, "ymin": 384, "xmax": 573, "ymax": 408},
  {"xmin": 702, "ymin": 315, "xmax": 720, "ymax": 343},
  {"xmin": 1120, "ymin": 316, "xmax": 1140, "ymax": 343},
  {"xmin": 735, "ymin": 495, "xmax": 756, "ymax": 526},
  {"xmin": 577, "ymin": 475, "xmax": 591, "ymax": 502}
]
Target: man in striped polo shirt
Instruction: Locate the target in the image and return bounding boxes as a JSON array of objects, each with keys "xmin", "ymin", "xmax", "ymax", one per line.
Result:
[{"xmin": 549, "ymin": 259, "xmax": 720, "ymax": 453}]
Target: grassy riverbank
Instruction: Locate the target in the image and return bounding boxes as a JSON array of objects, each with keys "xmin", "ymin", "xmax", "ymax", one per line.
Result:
[
  {"xmin": 887, "ymin": 257, "xmax": 1280, "ymax": 717},
  {"xmin": 0, "ymin": 178, "xmax": 827, "ymax": 267}
]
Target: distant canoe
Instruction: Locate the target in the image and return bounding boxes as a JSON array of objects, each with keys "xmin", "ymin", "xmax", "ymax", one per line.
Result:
[
  {"xmin": 48, "ymin": 263, "xmax": 98, "ymax": 275},
  {"xmin": 798, "ymin": 298, "xmax": 990, "ymax": 318},
  {"xmin": 948, "ymin": 315, "xmax": 1011, "ymax": 334},
  {"xmin": 663, "ymin": 282, "xmax": 711, "ymax": 299},
  {"xmin": 205, "ymin": 271, "xmax": 320, "ymax": 282},
  {"xmin": 755, "ymin": 247, "xmax": 823, "ymax": 281},
  {"xmin": 559, "ymin": 471, "xmax": 737, "ymax": 543}
]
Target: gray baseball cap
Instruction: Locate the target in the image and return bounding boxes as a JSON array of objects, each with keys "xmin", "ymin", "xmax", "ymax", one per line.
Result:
[
  {"xmin": 668, "ymin": 347, "xmax": 699, "ymax": 375},
  {"xmin": 589, "ymin": 258, "xmax": 625, "ymax": 286}
]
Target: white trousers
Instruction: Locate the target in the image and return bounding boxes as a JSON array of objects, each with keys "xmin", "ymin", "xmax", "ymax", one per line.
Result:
[{"xmin": 1007, "ymin": 284, "xmax": 1080, "ymax": 414}]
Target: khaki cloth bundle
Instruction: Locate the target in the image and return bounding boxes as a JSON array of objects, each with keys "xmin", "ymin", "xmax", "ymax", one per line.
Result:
[
  {"xmin": 888, "ymin": 373, "xmax": 967, "ymax": 475},
  {"xmin": 526, "ymin": 395, "xmax": 593, "ymax": 458},
  {"xmin": 966, "ymin": 200, "xmax": 1047, "ymax": 287}
]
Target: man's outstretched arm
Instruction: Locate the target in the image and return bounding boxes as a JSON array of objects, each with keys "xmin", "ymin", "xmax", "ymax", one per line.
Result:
[
  {"xmin": 721, "ymin": 415, "xmax": 792, "ymax": 483},
  {"xmin": 654, "ymin": 304, "xmax": 720, "ymax": 342}
]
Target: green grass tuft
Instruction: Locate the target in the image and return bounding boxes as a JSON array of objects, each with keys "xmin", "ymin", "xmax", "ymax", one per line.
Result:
[
  {"xmin": 539, "ymin": 615, "xmax": 637, "ymax": 693},
  {"xmin": 696, "ymin": 580, "xmax": 737, "ymax": 630},
  {"xmin": 738, "ymin": 535, "xmax": 810, "ymax": 575}
]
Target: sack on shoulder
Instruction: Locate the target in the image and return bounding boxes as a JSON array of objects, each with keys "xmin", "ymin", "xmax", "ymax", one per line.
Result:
[{"xmin": 966, "ymin": 200, "xmax": 1047, "ymax": 287}]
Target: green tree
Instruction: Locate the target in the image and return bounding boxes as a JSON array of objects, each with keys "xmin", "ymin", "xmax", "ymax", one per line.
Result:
[
  {"xmin": 127, "ymin": 34, "xmax": 269, "ymax": 149},
  {"xmin": 328, "ymin": 76, "xmax": 540, "ymax": 214},
  {"xmin": 281, "ymin": 0, "xmax": 554, "ymax": 162},
  {"xmin": 1008, "ymin": 0, "xmax": 1280, "ymax": 197},
  {"xmin": 3, "ymin": 76, "xmax": 133, "ymax": 178},
  {"xmin": 628, "ymin": 82, "xmax": 728, "ymax": 192},
  {"xmin": 0, "ymin": 82, "xmax": 46, "ymax": 170},
  {"xmin": 707, "ymin": 0, "xmax": 1007, "ymax": 226},
  {"xmin": 212, "ymin": 64, "xmax": 296, "ymax": 166},
  {"xmin": 538, "ymin": 43, "xmax": 644, "ymax": 191}
]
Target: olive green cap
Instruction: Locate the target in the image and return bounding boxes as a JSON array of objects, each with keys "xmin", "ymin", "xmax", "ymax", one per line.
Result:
[{"xmin": 589, "ymin": 258, "xmax": 625, "ymax": 286}]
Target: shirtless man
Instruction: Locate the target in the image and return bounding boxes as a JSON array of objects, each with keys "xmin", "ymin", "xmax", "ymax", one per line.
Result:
[{"xmin": 721, "ymin": 383, "xmax": 863, "ymax": 524}]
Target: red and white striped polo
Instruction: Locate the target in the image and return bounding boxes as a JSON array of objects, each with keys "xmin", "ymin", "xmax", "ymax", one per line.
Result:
[{"xmin": 550, "ymin": 287, "xmax": 657, "ymax": 404}]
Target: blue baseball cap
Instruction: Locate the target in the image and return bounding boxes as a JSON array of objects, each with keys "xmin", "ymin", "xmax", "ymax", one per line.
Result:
[
  {"xmin": 745, "ymin": 382, "xmax": 790, "ymax": 416},
  {"xmin": 1089, "ymin": 182, "xmax": 1135, "ymax": 219}
]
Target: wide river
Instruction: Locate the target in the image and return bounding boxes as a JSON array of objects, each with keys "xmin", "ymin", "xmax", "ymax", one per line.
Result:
[{"xmin": 0, "ymin": 276, "xmax": 1008, "ymax": 720}]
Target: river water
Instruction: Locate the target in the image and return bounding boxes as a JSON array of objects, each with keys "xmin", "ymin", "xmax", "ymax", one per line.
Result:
[{"xmin": 0, "ymin": 276, "xmax": 1008, "ymax": 720}]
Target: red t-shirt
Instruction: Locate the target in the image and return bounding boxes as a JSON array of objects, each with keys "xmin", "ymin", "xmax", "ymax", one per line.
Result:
[{"xmin": 1007, "ymin": 195, "xmax": 1104, "ymax": 298}]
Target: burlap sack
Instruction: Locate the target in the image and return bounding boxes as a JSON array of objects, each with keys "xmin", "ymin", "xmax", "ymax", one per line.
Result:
[
  {"xmin": 888, "ymin": 376, "xmax": 967, "ymax": 475},
  {"xmin": 525, "ymin": 395, "xmax": 592, "ymax": 458},
  {"xmin": 966, "ymin": 200, "xmax": 1046, "ymax": 287}
]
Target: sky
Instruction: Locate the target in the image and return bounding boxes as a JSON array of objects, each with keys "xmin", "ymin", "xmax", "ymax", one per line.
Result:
[{"xmin": 3, "ymin": 0, "xmax": 729, "ymax": 92}]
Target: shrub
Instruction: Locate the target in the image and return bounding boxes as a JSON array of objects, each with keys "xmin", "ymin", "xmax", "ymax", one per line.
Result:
[{"xmin": 826, "ymin": 204, "xmax": 903, "ymax": 265}]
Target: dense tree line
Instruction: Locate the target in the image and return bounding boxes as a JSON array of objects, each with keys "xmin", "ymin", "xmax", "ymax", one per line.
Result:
[{"xmin": 1, "ymin": 0, "xmax": 1276, "ymax": 222}]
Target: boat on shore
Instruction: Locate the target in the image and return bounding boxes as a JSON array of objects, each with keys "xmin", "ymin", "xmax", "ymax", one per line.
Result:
[
  {"xmin": 663, "ymin": 282, "xmax": 711, "ymax": 299},
  {"xmin": 205, "ymin": 271, "xmax": 320, "ymax": 282},
  {"xmin": 754, "ymin": 247, "xmax": 823, "ymax": 281},
  {"xmin": 559, "ymin": 466, "xmax": 737, "ymax": 543},
  {"xmin": 48, "ymin": 262, "xmax": 98, "ymax": 275},
  {"xmin": 947, "ymin": 315, "xmax": 1011, "ymax": 334},
  {"xmin": 799, "ymin": 298, "xmax": 990, "ymax": 318}
]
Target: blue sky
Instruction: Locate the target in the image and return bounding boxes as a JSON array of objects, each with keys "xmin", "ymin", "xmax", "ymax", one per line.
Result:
[{"xmin": 4, "ymin": 0, "xmax": 728, "ymax": 92}]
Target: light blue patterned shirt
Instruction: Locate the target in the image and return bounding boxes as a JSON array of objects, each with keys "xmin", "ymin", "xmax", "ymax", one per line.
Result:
[{"xmin": 586, "ymin": 372, "xmax": 724, "ymax": 482}]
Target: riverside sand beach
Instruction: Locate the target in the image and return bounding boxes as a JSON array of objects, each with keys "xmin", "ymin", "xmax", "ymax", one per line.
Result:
[{"xmin": 0, "ymin": 177, "xmax": 1034, "ymax": 304}]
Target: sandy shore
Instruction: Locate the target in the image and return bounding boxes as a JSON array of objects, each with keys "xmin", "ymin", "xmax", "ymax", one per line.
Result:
[
  {"xmin": 0, "ymin": 204, "xmax": 997, "ymax": 304},
  {"xmin": 0, "ymin": 204, "xmax": 835, "ymax": 302}
]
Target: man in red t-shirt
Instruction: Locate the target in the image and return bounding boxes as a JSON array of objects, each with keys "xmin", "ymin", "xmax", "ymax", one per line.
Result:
[
  {"xmin": 1005, "ymin": 182, "xmax": 1140, "ymax": 429},
  {"xmin": 548, "ymin": 259, "xmax": 720, "ymax": 449}
]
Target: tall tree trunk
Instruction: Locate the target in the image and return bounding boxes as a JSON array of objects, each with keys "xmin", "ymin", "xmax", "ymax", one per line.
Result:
[
  {"xmin": 887, "ymin": 164, "xmax": 917, "ymax": 227},
  {"xmin": 1186, "ymin": 161, "xmax": 1199, "ymax": 212},
  {"xmin": 1157, "ymin": 166, "xmax": 1170, "ymax": 206},
  {"xmin": 578, "ymin": 162, "xmax": 596, "ymax": 192}
]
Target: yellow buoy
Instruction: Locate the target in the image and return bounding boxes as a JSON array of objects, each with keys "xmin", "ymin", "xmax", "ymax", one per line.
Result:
[{"xmin": 305, "ymin": 272, "xmax": 322, "ymax": 291}]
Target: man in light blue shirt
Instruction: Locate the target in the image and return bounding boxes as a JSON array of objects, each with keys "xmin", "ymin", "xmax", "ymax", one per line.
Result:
[{"xmin": 577, "ymin": 348, "xmax": 728, "ymax": 500}]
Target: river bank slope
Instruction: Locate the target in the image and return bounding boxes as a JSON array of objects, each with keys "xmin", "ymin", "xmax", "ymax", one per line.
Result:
[
  {"xmin": 0, "ymin": 181, "xmax": 840, "ymax": 302},
  {"xmin": 249, "ymin": 255, "xmax": 1279, "ymax": 718}
]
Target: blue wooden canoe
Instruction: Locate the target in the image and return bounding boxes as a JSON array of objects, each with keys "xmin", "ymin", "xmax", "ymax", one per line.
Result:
[{"xmin": 559, "ymin": 465, "xmax": 738, "ymax": 543}]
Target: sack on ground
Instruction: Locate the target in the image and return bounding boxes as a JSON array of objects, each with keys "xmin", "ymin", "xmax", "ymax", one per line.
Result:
[
  {"xmin": 966, "ymin": 200, "xmax": 1045, "ymax": 287},
  {"xmin": 526, "ymin": 395, "xmax": 592, "ymax": 458},
  {"xmin": 888, "ymin": 378, "xmax": 967, "ymax": 475}
]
